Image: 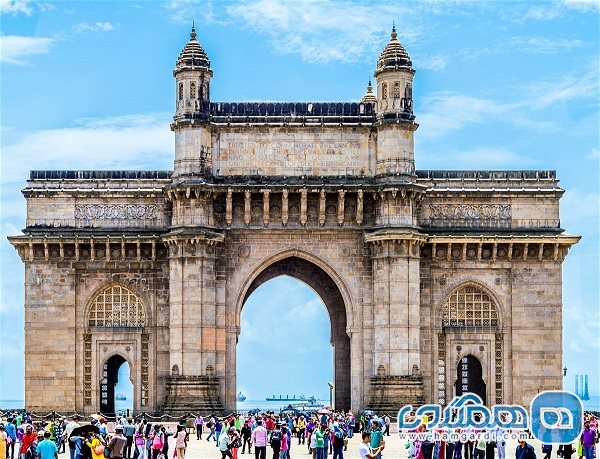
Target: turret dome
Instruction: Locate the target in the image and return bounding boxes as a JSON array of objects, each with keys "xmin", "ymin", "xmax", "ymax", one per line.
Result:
[
  {"xmin": 374, "ymin": 25, "xmax": 413, "ymax": 76},
  {"xmin": 174, "ymin": 26, "xmax": 210, "ymax": 74}
]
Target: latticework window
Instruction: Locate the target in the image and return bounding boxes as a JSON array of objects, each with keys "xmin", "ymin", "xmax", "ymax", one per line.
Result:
[
  {"xmin": 442, "ymin": 285, "xmax": 498, "ymax": 327},
  {"xmin": 88, "ymin": 285, "xmax": 145, "ymax": 327}
]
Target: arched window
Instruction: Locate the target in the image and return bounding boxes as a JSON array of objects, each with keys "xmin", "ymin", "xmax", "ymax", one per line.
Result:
[
  {"xmin": 393, "ymin": 82, "xmax": 400, "ymax": 99},
  {"xmin": 88, "ymin": 285, "xmax": 145, "ymax": 327},
  {"xmin": 382, "ymin": 83, "xmax": 388, "ymax": 100},
  {"xmin": 178, "ymin": 83, "xmax": 183, "ymax": 100},
  {"xmin": 190, "ymin": 82, "xmax": 196, "ymax": 99},
  {"xmin": 442, "ymin": 285, "xmax": 498, "ymax": 327}
]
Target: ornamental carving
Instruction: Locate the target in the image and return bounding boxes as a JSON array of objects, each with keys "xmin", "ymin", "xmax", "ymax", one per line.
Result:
[
  {"xmin": 75, "ymin": 204, "xmax": 158, "ymax": 220},
  {"xmin": 429, "ymin": 204, "xmax": 511, "ymax": 221}
]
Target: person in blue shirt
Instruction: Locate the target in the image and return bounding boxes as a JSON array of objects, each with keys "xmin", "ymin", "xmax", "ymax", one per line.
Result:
[
  {"xmin": 37, "ymin": 432, "xmax": 58, "ymax": 459},
  {"xmin": 5, "ymin": 419, "xmax": 17, "ymax": 459}
]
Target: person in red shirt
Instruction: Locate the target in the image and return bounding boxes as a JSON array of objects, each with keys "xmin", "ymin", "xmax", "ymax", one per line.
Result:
[
  {"xmin": 20, "ymin": 425, "xmax": 37, "ymax": 459},
  {"xmin": 265, "ymin": 417, "xmax": 275, "ymax": 435}
]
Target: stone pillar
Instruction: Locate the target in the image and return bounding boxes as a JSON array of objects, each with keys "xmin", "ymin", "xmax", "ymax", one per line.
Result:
[
  {"xmin": 367, "ymin": 237, "xmax": 424, "ymax": 414},
  {"xmin": 163, "ymin": 237, "xmax": 225, "ymax": 415}
]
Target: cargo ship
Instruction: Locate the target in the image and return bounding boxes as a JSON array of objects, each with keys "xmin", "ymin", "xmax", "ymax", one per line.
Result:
[{"xmin": 266, "ymin": 394, "xmax": 307, "ymax": 401}]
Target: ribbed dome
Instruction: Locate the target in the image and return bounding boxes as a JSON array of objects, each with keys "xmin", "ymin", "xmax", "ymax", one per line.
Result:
[
  {"xmin": 361, "ymin": 80, "xmax": 377, "ymax": 103},
  {"xmin": 175, "ymin": 26, "xmax": 210, "ymax": 71},
  {"xmin": 375, "ymin": 25, "xmax": 412, "ymax": 75}
]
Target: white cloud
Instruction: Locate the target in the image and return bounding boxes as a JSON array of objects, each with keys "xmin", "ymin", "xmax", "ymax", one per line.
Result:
[
  {"xmin": 417, "ymin": 54, "xmax": 448, "ymax": 72},
  {"xmin": 164, "ymin": 0, "xmax": 216, "ymax": 25},
  {"xmin": 509, "ymin": 36, "xmax": 585, "ymax": 54},
  {"xmin": 0, "ymin": 35, "xmax": 55, "ymax": 65},
  {"xmin": 0, "ymin": 112, "xmax": 173, "ymax": 185},
  {"xmin": 72, "ymin": 22, "xmax": 117, "ymax": 33},
  {"xmin": 0, "ymin": 0, "xmax": 32, "ymax": 15},
  {"xmin": 0, "ymin": 0, "xmax": 53, "ymax": 15},
  {"xmin": 418, "ymin": 93, "xmax": 512, "ymax": 138},
  {"xmin": 226, "ymin": 0, "xmax": 424, "ymax": 65}
]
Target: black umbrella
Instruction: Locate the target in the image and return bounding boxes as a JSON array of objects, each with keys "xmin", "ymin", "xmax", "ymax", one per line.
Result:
[{"xmin": 71, "ymin": 425, "xmax": 100, "ymax": 438}]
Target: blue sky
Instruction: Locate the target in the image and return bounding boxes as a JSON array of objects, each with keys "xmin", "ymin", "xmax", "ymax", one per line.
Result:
[{"xmin": 0, "ymin": 0, "xmax": 599, "ymax": 403}]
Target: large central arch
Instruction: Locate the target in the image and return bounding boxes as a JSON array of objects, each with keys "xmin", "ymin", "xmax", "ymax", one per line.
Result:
[{"xmin": 236, "ymin": 254, "xmax": 352, "ymax": 410}]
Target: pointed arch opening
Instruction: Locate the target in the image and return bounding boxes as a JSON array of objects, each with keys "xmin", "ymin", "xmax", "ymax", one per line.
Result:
[
  {"xmin": 100, "ymin": 354, "xmax": 133, "ymax": 415},
  {"xmin": 237, "ymin": 255, "xmax": 351, "ymax": 410}
]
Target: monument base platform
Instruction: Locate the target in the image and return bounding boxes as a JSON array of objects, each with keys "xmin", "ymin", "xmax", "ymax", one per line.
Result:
[
  {"xmin": 162, "ymin": 376, "xmax": 225, "ymax": 416},
  {"xmin": 367, "ymin": 375, "xmax": 425, "ymax": 416}
]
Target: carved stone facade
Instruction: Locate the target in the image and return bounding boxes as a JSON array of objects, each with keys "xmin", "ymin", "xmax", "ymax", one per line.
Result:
[{"xmin": 9, "ymin": 27, "xmax": 579, "ymax": 415}]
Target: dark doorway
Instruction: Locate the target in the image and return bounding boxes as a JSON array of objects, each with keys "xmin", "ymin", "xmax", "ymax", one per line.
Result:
[
  {"xmin": 455, "ymin": 355, "xmax": 487, "ymax": 405},
  {"xmin": 100, "ymin": 355, "xmax": 128, "ymax": 415}
]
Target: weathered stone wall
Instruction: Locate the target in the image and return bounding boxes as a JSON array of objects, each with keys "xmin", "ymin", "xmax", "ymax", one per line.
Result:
[{"xmin": 211, "ymin": 127, "xmax": 374, "ymax": 177}]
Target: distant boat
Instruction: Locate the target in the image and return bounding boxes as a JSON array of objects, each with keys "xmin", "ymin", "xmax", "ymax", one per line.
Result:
[
  {"xmin": 266, "ymin": 394, "xmax": 307, "ymax": 401},
  {"xmin": 115, "ymin": 393, "xmax": 126, "ymax": 401},
  {"xmin": 237, "ymin": 391, "xmax": 247, "ymax": 402}
]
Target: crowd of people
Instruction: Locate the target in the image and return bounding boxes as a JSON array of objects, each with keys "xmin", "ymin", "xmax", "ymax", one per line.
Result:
[
  {"xmin": 0, "ymin": 409, "xmax": 597, "ymax": 459},
  {"xmin": 400, "ymin": 412, "xmax": 599, "ymax": 459}
]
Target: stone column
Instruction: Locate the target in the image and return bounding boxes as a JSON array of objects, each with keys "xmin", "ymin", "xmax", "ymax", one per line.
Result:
[
  {"xmin": 164, "ymin": 237, "xmax": 224, "ymax": 414},
  {"xmin": 367, "ymin": 237, "xmax": 424, "ymax": 414}
]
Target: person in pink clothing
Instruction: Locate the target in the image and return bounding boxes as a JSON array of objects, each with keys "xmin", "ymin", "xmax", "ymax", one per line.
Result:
[
  {"xmin": 251, "ymin": 420, "xmax": 268, "ymax": 459},
  {"xmin": 279, "ymin": 426, "xmax": 289, "ymax": 459}
]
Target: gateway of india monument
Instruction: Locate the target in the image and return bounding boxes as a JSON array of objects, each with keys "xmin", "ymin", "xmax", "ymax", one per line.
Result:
[{"xmin": 9, "ymin": 26, "xmax": 579, "ymax": 416}]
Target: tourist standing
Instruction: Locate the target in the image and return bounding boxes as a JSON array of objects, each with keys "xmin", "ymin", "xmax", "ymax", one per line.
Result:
[
  {"xmin": 5, "ymin": 419, "xmax": 16, "ymax": 459},
  {"xmin": 0, "ymin": 424, "xmax": 7, "ymax": 459},
  {"xmin": 175, "ymin": 425, "xmax": 188, "ymax": 459},
  {"xmin": 251, "ymin": 421, "xmax": 267, "ymax": 459},
  {"xmin": 515, "ymin": 440, "xmax": 536, "ymax": 459},
  {"xmin": 359, "ymin": 432, "xmax": 385, "ymax": 459},
  {"xmin": 37, "ymin": 432, "xmax": 58, "ymax": 459},
  {"xmin": 474, "ymin": 431, "xmax": 486, "ymax": 459},
  {"xmin": 108, "ymin": 427, "xmax": 128, "ymax": 459},
  {"xmin": 123, "ymin": 419, "xmax": 135, "ymax": 459},
  {"xmin": 134, "ymin": 425, "xmax": 146, "ymax": 459},
  {"xmin": 86, "ymin": 432, "xmax": 105, "ymax": 459},
  {"xmin": 297, "ymin": 417, "xmax": 306, "ymax": 445},
  {"xmin": 368, "ymin": 421, "xmax": 383, "ymax": 459},
  {"xmin": 332, "ymin": 422, "xmax": 345, "ymax": 459},
  {"xmin": 64, "ymin": 416, "xmax": 81, "ymax": 459},
  {"xmin": 314, "ymin": 424, "xmax": 325, "ymax": 459},
  {"xmin": 383, "ymin": 417, "xmax": 390, "ymax": 437},
  {"xmin": 580, "ymin": 422, "xmax": 595, "ymax": 459},
  {"xmin": 280, "ymin": 427, "xmax": 289, "ymax": 459},
  {"xmin": 270, "ymin": 425, "xmax": 282, "ymax": 459},
  {"xmin": 150, "ymin": 426, "xmax": 164, "ymax": 459},
  {"xmin": 241, "ymin": 421, "xmax": 252, "ymax": 454},
  {"xmin": 207, "ymin": 418, "xmax": 216, "ymax": 442},
  {"xmin": 20, "ymin": 425, "xmax": 37, "ymax": 459},
  {"xmin": 195, "ymin": 416, "xmax": 204, "ymax": 441},
  {"xmin": 218, "ymin": 427, "xmax": 233, "ymax": 459}
]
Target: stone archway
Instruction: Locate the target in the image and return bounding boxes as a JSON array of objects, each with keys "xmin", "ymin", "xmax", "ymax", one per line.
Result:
[{"xmin": 239, "ymin": 256, "xmax": 351, "ymax": 410}]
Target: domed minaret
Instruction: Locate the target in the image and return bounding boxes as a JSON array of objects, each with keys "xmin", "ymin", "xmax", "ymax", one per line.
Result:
[
  {"xmin": 361, "ymin": 80, "xmax": 377, "ymax": 104},
  {"xmin": 172, "ymin": 25, "xmax": 213, "ymax": 181},
  {"xmin": 374, "ymin": 24, "xmax": 418, "ymax": 178}
]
